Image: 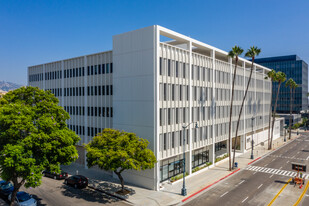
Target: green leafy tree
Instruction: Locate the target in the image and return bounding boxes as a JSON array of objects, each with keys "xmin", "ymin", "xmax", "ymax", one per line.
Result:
[
  {"xmin": 286, "ymin": 78, "xmax": 298, "ymax": 140},
  {"xmin": 269, "ymin": 72, "xmax": 286, "ymax": 148},
  {"xmin": 227, "ymin": 45, "xmax": 244, "ymax": 171},
  {"xmin": 85, "ymin": 128, "xmax": 157, "ymax": 192},
  {"xmin": 0, "ymin": 86, "xmax": 80, "ymax": 206},
  {"xmin": 265, "ymin": 69, "xmax": 276, "ymax": 149},
  {"xmin": 232, "ymin": 46, "xmax": 261, "ymax": 169}
]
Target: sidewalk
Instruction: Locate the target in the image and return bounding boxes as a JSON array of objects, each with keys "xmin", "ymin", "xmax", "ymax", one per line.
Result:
[{"xmin": 62, "ymin": 131, "xmax": 302, "ymax": 206}]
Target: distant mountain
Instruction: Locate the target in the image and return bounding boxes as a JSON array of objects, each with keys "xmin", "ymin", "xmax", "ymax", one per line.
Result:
[{"xmin": 0, "ymin": 81, "xmax": 23, "ymax": 92}]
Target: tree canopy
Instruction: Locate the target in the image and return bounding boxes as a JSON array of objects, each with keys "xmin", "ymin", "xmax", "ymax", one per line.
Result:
[
  {"xmin": 85, "ymin": 128, "xmax": 156, "ymax": 192},
  {"xmin": 0, "ymin": 86, "xmax": 80, "ymax": 205}
]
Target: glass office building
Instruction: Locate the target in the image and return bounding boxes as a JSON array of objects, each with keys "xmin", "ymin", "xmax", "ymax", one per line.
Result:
[{"xmin": 255, "ymin": 55, "xmax": 308, "ymax": 113}]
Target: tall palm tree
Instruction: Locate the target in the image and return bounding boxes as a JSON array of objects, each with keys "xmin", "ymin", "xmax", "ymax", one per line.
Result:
[
  {"xmin": 269, "ymin": 71, "xmax": 286, "ymax": 148},
  {"xmin": 265, "ymin": 70, "xmax": 277, "ymax": 150},
  {"xmin": 232, "ymin": 46, "xmax": 261, "ymax": 169},
  {"xmin": 286, "ymin": 78, "xmax": 298, "ymax": 140},
  {"xmin": 227, "ymin": 46, "xmax": 244, "ymax": 171}
]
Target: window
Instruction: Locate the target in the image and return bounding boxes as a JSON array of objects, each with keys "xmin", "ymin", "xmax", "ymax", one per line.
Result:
[
  {"xmin": 176, "ymin": 61, "xmax": 179, "ymax": 77},
  {"xmin": 160, "ymin": 57, "xmax": 162, "ymax": 75},
  {"xmin": 110, "ymin": 85, "xmax": 113, "ymax": 95},
  {"xmin": 168, "ymin": 108, "xmax": 171, "ymax": 125},
  {"xmin": 98, "ymin": 65, "xmax": 101, "ymax": 74},
  {"xmin": 171, "ymin": 132, "xmax": 175, "ymax": 148},
  {"xmin": 160, "ymin": 109, "xmax": 163, "ymax": 126},
  {"xmin": 110, "ymin": 63, "xmax": 113, "ymax": 73},
  {"xmin": 163, "ymin": 134, "xmax": 167, "ymax": 150},
  {"xmin": 163, "ymin": 84, "xmax": 167, "ymax": 101},
  {"xmin": 168, "ymin": 60, "xmax": 171, "ymax": 76},
  {"xmin": 106, "ymin": 86, "xmax": 109, "ymax": 95},
  {"xmin": 183, "ymin": 63, "xmax": 186, "ymax": 78},
  {"xmin": 102, "ymin": 64, "xmax": 105, "ymax": 74},
  {"xmin": 172, "ymin": 85, "xmax": 175, "ymax": 101},
  {"xmin": 106, "ymin": 63, "xmax": 109, "ymax": 73}
]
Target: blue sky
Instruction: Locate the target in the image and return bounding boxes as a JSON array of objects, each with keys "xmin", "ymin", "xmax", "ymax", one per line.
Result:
[{"xmin": 1, "ymin": 0, "xmax": 309, "ymax": 85}]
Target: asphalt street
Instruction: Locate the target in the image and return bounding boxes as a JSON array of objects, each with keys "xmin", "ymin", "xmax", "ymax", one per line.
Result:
[
  {"xmin": 0, "ymin": 176, "xmax": 129, "ymax": 206},
  {"xmin": 184, "ymin": 132, "xmax": 309, "ymax": 206}
]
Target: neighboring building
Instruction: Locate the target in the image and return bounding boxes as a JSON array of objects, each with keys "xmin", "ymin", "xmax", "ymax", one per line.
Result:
[
  {"xmin": 255, "ymin": 55, "xmax": 308, "ymax": 114},
  {"xmin": 0, "ymin": 90, "xmax": 7, "ymax": 98},
  {"xmin": 277, "ymin": 113, "xmax": 301, "ymax": 125},
  {"xmin": 28, "ymin": 25, "xmax": 274, "ymax": 190}
]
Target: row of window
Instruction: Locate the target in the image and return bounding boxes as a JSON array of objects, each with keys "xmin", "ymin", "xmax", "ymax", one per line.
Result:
[
  {"xmin": 29, "ymin": 63, "xmax": 113, "ymax": 82},
  {"xmin": 64, "ymin": 67, "xmax": 85, "ymax": 78},
  {"xmin": 46, "ymin": 85, "xmax": 113, "ymax": 97},
  {"xmin": 64, "ymin": 106, "xmax": 113, "ymax": 117},
  {"xmin": 159, "ymin": 105, "xmax": 257, "ymax": 126},
  {"xmin": 67, "ymin": 124, "xmax": 104, "ymax": 137},
  {"xmin": 29, "ymin": 73, "xmax": 44, "ymax": 82},
  {"xmin": 159, "ymin": 84, "xmax": 260, "ymax": 102},
  {"xmin": 87, "ymin": 63, "xmax": 113, "ymax": 76}
]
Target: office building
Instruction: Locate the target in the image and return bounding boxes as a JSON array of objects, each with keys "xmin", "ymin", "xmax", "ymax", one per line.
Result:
[
  {"xmin": 255, "ymin": 55, "xmax": 308, "ymax": 113},
  {"xmin": 28, "ymin": 25, "xmax": 276, "ymax": 190}
]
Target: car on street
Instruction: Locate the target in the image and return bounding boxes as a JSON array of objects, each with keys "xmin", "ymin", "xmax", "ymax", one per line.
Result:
[
  {"xmin": 42, "ymin": 170, "xmax": 68, "ymax": 180},
  {"xmin": 64, "ymin": 175, "xmax": 88, "ymax": 188},
  {"xmin": 0, "ymin": 181, "xmax": 14, "ymax": 196},
  {"xmin": 8, "ymin": 191, "xmax": 37, "ymax": 206}
]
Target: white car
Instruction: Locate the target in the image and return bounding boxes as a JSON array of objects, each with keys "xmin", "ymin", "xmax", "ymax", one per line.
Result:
[{"xmin": 8, "ymin": 191, "xmax": 37, "ymax": 206}]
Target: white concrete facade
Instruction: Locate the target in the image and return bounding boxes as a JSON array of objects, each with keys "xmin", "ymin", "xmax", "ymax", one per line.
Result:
[{"xmin": 28, "ymin": 25, "xmax": 275, "ymax": 190}]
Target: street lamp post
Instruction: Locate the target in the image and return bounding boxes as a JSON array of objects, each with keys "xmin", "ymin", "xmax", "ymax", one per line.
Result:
[
  {"xmin": 251, "ymin": 116, "xmax": 254, "ymax": 160},
  {"xmin": 284, "ymin": 128, "xmax": 287, "ymax": 142},
  {"xmin": 181, "ymin": 122, "xmax": 198, "ymax": 196}
]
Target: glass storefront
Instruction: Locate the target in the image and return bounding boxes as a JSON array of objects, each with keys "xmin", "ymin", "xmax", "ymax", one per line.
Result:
[
  {"xmin": 192, "ymin": 147, "xmax": 209, "ymax": 169},
  {"xmin": 215, "ymin": 141, "xmax": 226, "ymax": 152},
  {"xmin": 160, "ymin": 156, "xmax": 184, "ymax": 182}
]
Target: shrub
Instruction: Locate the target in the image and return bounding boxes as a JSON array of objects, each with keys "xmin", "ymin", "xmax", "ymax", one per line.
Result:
[
  {"xmin": 192, "ymin": 162, "xmax": 213, "ymax": 173},
  {"xmin": 170, "ymin": 172, "xmax": 188, "ymax": 182},
  {"xmin": 215, "ymin": 154, "xmax": 229, "ymax": 163}
]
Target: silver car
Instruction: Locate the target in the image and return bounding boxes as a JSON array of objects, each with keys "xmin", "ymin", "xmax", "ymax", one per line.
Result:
[{"xmin": 8, "ymin": 191, "xmax": 37, "ymax": 206}]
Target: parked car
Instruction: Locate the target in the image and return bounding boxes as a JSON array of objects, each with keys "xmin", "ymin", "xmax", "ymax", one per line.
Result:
[
  {"xmin": 8, "ymin": 191, "xmax": 37, "ymax": 206},
  {"xmin": 42, "ymin": 170, "xmax": 68, "ymax": 180},
  {"xmin": 0, "ymin": 181, "xmax": 14, "ymax": 196},
  {"xmin": 64, "ymin": 175, "xmax": 88, "ymax": 188}
]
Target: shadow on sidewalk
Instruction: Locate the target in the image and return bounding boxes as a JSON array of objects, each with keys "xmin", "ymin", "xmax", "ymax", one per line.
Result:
[{"xmin": 61, "ymin": 184, "xmax": 123, "ymax": 204}]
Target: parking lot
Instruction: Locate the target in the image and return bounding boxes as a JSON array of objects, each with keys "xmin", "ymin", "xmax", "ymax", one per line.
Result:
[{"xmin": 0, "ymin": 175, "xmax": 129, "ymax": 206}]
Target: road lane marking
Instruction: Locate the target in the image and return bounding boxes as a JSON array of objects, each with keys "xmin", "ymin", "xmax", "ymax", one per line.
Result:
[
  {"xmin": 267, "ymin": 178, "xmax": 292, "ymax": 206},
  {"xmin": 242, "ymin": 196, "xmax": 249, "ymax": 203},
  {"xmin": 220, "ymin": 191, "xmax": 229, "ymax": 197},
  {"xmin": 253, "ymin": 172, "xmax": 257, "ymax": 175},
  {"xmin": 279, "ymin": 167, "xmax": 282, "ymax": 170},
  {"xmin": 306, "ymin": 156, "xmax": 309, "ymax": 160},
  {"xmin": 264, "ymin": 164, "xmax": 268, "ymax": 167},
  {"xmin": 237, "ymin": 180, "xmax": 245, "ymax": 186},
  {"xmin": 269, "ymin": 174, "xmax": 274, "ymax": 178},
  {"xmin": 258, "ymin": 184, "xmax": 263, "ymax": 189},
  {"xmin": 293, "ymin": 181, "xmax": 309, "ymax": 206}
]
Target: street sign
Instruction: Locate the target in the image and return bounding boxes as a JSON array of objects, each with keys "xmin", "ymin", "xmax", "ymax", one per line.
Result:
[{"xmin": 291, "ymin": 163, "xmax": 307, "ymax": 172}]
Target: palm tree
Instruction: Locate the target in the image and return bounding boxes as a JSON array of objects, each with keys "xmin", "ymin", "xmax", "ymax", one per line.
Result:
[
  {"xmin": 265, "ymin": 70, "xmax": 277, "ymax": 150},
  {"xmin": 232, "ymin": 46, "xmax": 260, "ymax": 169},
  {"xmin": 269, "ymin": 71, "xmax": 286, "ymax": 148},
  {"xmin": 227, "ymin": 46, "xmax": 244, "ymax": 171},
  {"xmin": 286, "ymin": 78, "xmax": 298, "ymax": 140}
]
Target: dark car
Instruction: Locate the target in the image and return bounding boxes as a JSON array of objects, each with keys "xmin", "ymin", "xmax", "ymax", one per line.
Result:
[
  {"xmin": 42, "ymin": 170, "xmax": 68, "ymax": 180},
  {"xmin": 64, "ymin": 175, "xmax": 88, "ymax": 188},
  {"xmin": 0, "ymin": 181, "xmax": 14, "ymax": 196}
]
